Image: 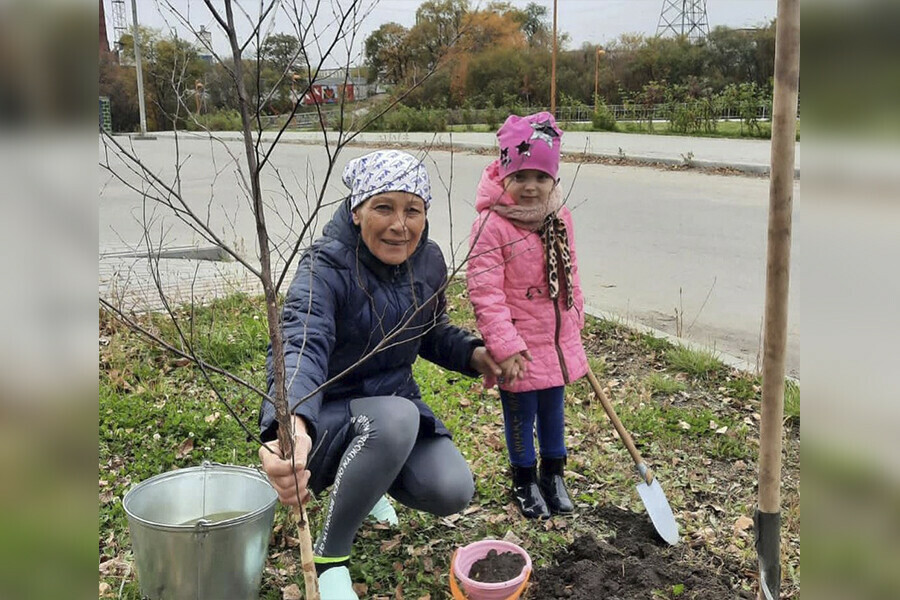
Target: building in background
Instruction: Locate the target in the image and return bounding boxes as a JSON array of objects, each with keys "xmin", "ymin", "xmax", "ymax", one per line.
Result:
[{"xmin": 298, "ymin": 69, "xmax": 368, "ymax": 106}]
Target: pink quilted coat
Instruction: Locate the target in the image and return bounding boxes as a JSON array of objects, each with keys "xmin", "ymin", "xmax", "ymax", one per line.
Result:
[{"xmin": 466, "ymin": 160, "xmax": 589, "ymax": 393}]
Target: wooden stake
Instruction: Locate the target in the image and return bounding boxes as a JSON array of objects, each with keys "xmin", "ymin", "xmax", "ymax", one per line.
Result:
[
  {"xmin": 757, "ymin": 0, "xmax": 799, "ymax": 598},
  {"xmin": 759, "ymin": 0, "xmax": 799, "ymax": 519}
]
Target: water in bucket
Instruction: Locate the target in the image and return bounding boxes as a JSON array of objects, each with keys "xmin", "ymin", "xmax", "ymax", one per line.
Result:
[{"xmin": 123, "ymin": 462, "xmax": 278, "ymax": 600}]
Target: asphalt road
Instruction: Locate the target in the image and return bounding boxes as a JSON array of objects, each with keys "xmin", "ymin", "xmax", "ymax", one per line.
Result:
[{"xmin": 100, "ymin": 135, "xmax": 799, "ymax": 376}]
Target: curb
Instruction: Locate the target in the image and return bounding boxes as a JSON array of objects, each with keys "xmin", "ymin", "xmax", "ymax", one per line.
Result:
[
  {"xmin": 582, "ymin": 303, "xmax": 761, "ymax": 376},
  {"xmin": 141, "ymin": 131, "xmax": 797, "ymax": 178}
]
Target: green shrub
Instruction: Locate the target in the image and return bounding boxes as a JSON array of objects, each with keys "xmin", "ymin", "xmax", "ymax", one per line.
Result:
[
  {"xmin": 592, "ymin": 98, "xmax": 617, "ymax": 131},
  {"xmin": 366, "ymin": 103, "xmax": 447, "ymax": 132},
  {"xmin": 186, "ymin": 109, "xmax": 243, "ymax": 131}
]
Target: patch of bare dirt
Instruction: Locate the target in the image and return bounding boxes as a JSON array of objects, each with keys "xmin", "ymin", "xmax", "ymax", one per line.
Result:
[{"xmin": 531, "ymin": 505, "xmax": 754, "ymax": 599}]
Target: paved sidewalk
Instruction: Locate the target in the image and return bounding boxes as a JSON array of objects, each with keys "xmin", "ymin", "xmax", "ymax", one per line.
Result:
[{"xmin": 152, "ymin": 129, "xmax": 798, "ymax": 177}]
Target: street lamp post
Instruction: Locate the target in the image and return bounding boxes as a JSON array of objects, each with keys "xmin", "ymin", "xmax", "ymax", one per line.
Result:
[
  {"xmin": 550, "ymin": 0, "xmax": 557, "ymax": 116},
  {"xmin": 594, "ymin": 48, "xmax": 605, "ymax": 112}
]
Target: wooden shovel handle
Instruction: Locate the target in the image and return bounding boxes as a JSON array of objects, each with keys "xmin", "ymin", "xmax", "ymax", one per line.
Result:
[{"xmin": 585, "ymin": 369, "xmax": 654, "ymax": 484}]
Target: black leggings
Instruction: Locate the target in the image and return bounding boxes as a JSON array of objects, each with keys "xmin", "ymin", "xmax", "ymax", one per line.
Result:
[{"xmin": 313, "ymin": 396, "xmax": 474, "ymax": 558}]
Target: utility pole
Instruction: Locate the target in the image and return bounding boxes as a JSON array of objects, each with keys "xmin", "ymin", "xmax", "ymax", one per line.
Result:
[
  {"xmin": 594, "ymin": 48, "xmax": 605, "ymax": 112},
  {"xmin": 550, "ymin": 0, "xmax": 557, "ymax": 116},
  {"xmin": 130, "ymin": 0, "xmax": 155, "ymax": 139}
]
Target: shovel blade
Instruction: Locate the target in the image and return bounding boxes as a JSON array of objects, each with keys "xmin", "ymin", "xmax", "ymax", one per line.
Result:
[{"xmin": 636, "ymin": 478, "xmax": 680, "ymax": 545}]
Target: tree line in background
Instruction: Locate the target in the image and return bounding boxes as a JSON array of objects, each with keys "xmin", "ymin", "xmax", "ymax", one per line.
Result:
[{"xmin": 99, "ymin": 0, "xmax": 776, "ymax": 133}]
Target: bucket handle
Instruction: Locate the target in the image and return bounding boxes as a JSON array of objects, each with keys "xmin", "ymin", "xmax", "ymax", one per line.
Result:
[{"xmin": 449, "ymin": 549, "xmax": 531, "ymax": 600}]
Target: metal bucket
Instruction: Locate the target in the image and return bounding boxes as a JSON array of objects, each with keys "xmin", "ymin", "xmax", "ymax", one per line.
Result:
[{"xmin": 123, "ymin": 461, "xmax": 278, "ymax": 600}]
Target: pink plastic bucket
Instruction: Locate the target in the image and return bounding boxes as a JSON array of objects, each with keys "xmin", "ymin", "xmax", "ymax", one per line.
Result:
[{"xmin": 450, "ymin": 539, "xmax": 532, "ymax": 600}]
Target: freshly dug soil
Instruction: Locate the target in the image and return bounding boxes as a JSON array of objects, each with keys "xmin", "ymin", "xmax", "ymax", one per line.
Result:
[
  {"xmin": 469, "ymin": 549, "xmax": 526, "ymax": 583},
  {"xmin": 531, "ymin": 506, "xmax": 754, "ymax": 599}
]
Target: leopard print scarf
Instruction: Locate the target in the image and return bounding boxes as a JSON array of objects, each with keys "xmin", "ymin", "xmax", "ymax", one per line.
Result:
[{"xmin": 540, "ymin": 213, "xmax": 575, "ymax": 310}]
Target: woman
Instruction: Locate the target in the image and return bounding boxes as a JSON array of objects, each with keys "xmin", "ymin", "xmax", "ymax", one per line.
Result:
[{"xmin": 258, "ymin": 150, "xmax": 501, "ymax": 599}]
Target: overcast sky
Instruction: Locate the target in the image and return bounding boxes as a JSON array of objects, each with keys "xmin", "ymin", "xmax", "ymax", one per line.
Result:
[{"xmin": 115, "ymin": 0, "xmax": 777, "ymax": 63}]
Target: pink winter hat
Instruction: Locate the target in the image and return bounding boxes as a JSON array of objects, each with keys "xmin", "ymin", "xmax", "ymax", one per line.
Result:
[{"xmin": 496, "ymin": 112, "xmax": 562, "ymax": 180}]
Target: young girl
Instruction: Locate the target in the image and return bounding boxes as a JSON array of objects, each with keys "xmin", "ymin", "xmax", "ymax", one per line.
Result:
[{"xmin": 466, "ymin": 112, "xmax": 588, "ymax": 519}]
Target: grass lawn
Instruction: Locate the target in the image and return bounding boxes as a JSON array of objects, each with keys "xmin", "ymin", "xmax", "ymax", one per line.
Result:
[{"xmin": 99, "ymin": 281, "xmax": 799, "ymax": 598}]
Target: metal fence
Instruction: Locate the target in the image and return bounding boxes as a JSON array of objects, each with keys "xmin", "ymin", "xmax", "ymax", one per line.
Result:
[
  {"xmin": 443, "ymin": 103, "xmax": 772, "ymax": 125},
  {"xmin": 260, "ymin": 102, "xmax": 773, "ymax": 131},
  {"xmin": 260, "ymin": 109, "xmax": 345, "ymax": 130},
  {"xmin": 503, "ymin": 104, "xmax": 772, "ymax": 123}
]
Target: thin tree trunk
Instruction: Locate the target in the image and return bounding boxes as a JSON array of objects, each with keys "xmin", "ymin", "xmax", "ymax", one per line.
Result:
[{"xmin": 220, "ymin": 1, "xmax": 318, "ymax": 597}]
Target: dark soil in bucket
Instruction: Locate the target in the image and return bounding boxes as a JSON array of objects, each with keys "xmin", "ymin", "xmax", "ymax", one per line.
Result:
[
  {"xmin": 531, "ymin": 506, "xmax": 755, "ymax": 599},
  {"xmin": 469, "ymin": 549, "xmax": 526, "ymax": 583}
]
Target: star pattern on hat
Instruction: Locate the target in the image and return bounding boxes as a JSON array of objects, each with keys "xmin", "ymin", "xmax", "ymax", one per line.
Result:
[
  {"xmin": 530, "ymin": 118, "xmax": 560, "ymax": 148},
  {"xmin": 500, "ymin": 147, "xmax": 511, "ymax": 167},
  {"xmin": 516, "ymin": 140, "xmax": 531, "ymax": 156}
]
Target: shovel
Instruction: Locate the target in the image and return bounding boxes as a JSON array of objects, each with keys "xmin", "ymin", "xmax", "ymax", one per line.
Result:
[{"xmin": 586, "ymin": 368, "xmax": 680, "ymax": 545}]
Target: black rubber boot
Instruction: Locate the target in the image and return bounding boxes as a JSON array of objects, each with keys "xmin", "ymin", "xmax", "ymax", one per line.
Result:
[
  {"xmin": 540, "ymin": 457, "xmax": 574, "ymax": 514},
  {"xmin": 510, "ymin": 464, "xmax": 550, "ymax": 519}
]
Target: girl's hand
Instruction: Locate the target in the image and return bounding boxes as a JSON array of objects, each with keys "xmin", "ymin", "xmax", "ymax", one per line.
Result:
[
  {"xmin": 498, "ymin": 350, "xmax": 532, "ymax": 384},
  {"xmin": 470, "ymin": 346, "xmax": 502, "ymax": 379}
]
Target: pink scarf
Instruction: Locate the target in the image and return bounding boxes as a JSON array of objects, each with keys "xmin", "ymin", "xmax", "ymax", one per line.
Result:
[{"xmin": 490, "ymin": 186, "xmax": 563, "ymax": 232}]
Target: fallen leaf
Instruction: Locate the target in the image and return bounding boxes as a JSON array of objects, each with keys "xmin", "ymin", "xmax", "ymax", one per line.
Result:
[
  {"xmin": 99, "ymin": 582, "xmax": 111, "ymax": 596},
  {"xmin": 281, "ymin": 583, "xmax": 301, "ymax": 600},
  {"xmin": 716, "ymin": 425, "xmax": 729, "ymax": 434},
  {"xmin": 352, "ymin": 582, "xmax": 369, "ymax": 595},
  {"xmin": 503, "ymin": 530, "xmax": 524, "ymax": 546},
  {"xmin": 99, "ymin": 489, "xmax": 115, "ymax": 504},
  {"xmin": 381, "ymin": 537, "xmax": 401, "ymax": 552},
  {"xmin": 679, "ymin": 420, "xmax": 691, "ymax": 430},
  {"xmin": 204, "ymin": 412, "xmax": 221, "ymax": 424},
  {"xmin": 98, "ymin": 557, "xmax": 129, "ymax": 576},
  {"xmin": 172, "ymin": 357, "xmax": 192, "ymax": 368},
  {"xmin": 733, "ymin": 515, "xmax": 754, "ymax": 536},
  {"xmin": 458, "ymin": 398, "xmax": 471, "ymax": 407},
  {"xmin": 176, "ymin": 438, "xmax": 194, "ymax": 459},
  {"xmin": 417, "ymin": 595, "xmax": 432, "ymax": 600}
]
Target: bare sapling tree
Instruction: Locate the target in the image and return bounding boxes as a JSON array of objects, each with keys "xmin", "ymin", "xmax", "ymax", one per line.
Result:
[{"xmin": 99, "ymin": 1, "xmax": 484, "ymax": 597}]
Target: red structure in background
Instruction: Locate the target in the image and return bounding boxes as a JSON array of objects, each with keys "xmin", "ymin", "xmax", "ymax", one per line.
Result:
[
  {"xmin": 99, "ymin": 0, "xmax": 111, "ymax": 55},
  {"xmin": 302, "ymin": 83, "xmax": 355, "ymax": 106}
]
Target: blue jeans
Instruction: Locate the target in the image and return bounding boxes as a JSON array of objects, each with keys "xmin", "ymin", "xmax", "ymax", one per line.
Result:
[{"xmin": 499, "ymin": 386, "xmax": 567, "ymax": 467}]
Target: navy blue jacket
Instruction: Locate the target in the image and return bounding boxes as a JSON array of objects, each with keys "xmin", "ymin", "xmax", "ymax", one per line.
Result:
[{"xmin": 260, "ymin": 199, "xmax": 483, "ymax": 445}]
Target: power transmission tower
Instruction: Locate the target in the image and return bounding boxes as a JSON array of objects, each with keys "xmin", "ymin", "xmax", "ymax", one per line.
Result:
[
  {"xmin": 110, "ymin": 0, "xmax": 128, "ymax": 51},
  {"xmin": 657, "ymin": 0, "xmax": 710, "ymax": 42}
]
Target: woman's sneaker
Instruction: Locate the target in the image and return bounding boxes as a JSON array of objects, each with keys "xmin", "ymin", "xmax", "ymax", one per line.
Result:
[
  {"xmin": 367, "ymin": 495, "xmax": 398, "ymax": 526},
  {"xmin": 318, "ymin": 566, "xmax": 358, "ymax": 600}
]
